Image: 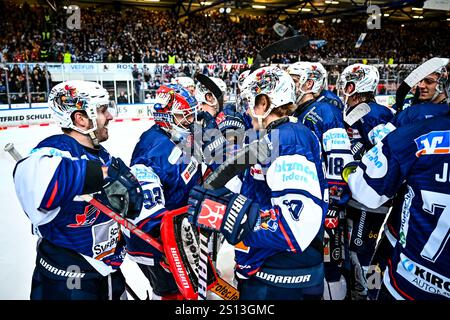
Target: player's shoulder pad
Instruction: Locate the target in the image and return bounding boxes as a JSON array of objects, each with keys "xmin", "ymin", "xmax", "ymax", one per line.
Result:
[{"xmin": 32, "ymin": 134, "xmax": 90, "ymax": 159}]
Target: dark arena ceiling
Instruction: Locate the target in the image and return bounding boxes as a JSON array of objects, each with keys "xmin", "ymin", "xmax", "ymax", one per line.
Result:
[{"xmin": 31, "ymin": 0, "xmax": 449, "ymax": 23}]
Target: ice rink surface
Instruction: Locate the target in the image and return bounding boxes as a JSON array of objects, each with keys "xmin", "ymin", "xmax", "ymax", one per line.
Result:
[{"xmin": 0, "ymin": 120, "xmax": 234, "ymax": 300}]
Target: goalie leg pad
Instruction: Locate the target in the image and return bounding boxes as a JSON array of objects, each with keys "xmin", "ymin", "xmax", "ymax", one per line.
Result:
[{"xmin": 160, "ymin": 207, "xmax": 218, "ymax": 300}]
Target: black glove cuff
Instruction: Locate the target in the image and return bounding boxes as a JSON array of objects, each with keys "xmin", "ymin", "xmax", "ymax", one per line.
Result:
[{"xmin": 83, "ymin": 160, "xmax": 104, "ymax": 194}]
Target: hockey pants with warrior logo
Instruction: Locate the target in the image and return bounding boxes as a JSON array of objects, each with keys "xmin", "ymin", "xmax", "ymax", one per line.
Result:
[
  {"xmin": 31, "ymin": 238, "xmax": 126, "ymax": 300},
  {"xmin": 346, "ymin": 203, "xmax": 386, "ymax": 300},
  {"xmin": 237, "ymin": 263, "xmax": 325, "ymax": 300}
]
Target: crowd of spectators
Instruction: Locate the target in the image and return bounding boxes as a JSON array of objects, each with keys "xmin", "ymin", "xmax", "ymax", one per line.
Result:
[
  {"xmin": 0, "ymin": 63, "xmax": 52, "ymax": 104},
  {"xmin": 1, "ymin": 2, "xmax": 448, "ymax": 65}
]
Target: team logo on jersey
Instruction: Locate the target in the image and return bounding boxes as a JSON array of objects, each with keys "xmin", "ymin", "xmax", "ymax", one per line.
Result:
[
  {"xmin": 414, "ymin": 131, "xmax": 450, "ymax": 157},
  {"xmin": 259, "ymin": 208, "xmax": 278, "ymax": 232},
  {"xmin": 67, "ymin": 205, "xmax": 100, "ymax": 228},
  {"xmin": 282, "ymin": 199, "xmax": 304, "ymax": 221}
]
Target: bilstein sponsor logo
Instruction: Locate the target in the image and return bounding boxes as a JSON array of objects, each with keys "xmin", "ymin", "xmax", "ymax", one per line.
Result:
[
  {"xmin": 256, "ymin": 271, "xmax": 311, "ymax": 284},
  {"xmin": 39, "ymin": 258, "xmax": 85, "ymax": 278},
  {"xmin": 170, "ymin": 247, "xmax": 190, "ymax": 289}
]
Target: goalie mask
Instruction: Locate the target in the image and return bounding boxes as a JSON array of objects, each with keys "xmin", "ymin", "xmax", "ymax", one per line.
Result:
[
  {"xmin": 153, "ymin": 84, "xmax": 198, "ymax": 142},
  {"xmin": 48, "ymin": 80, "xmax": 116, "ymax": 145},
  {"xmin": 240, "ymin": 66, "xmax": 296, "ymax": 128}
]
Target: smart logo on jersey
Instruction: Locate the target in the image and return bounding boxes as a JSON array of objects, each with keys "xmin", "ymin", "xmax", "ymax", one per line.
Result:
[
  {"xmin": 67, "ymin": 205, "xmax": 100, "ymax": 228},
  {"xmin": 414, "ymin": 131, "xmax": 450, "ymax": 157}
]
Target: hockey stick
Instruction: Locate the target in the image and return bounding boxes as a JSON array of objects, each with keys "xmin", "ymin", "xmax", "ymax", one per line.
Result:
[
  {"xmin": 250, "ymin": 35, "xmax": 309, "ymax": 72},
  {"xmin": 5, "ymin": 143, "xmax": 238, "ymax": 300},
  {"xmin": 395, "ymin": 57, "xmax": 449, "ymax": 112},
  {"xmin": 344, "ymin": 102, "xmax": 371, "ymax": 126}
]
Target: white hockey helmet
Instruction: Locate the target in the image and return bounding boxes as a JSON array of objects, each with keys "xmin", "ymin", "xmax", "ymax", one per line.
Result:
[
  {"xmin": 339, "ymin": 63, "xmax": 379, "ymax": 97},
  {"xmin": 237, "ymin": 69, "xmax": 251, "ymax": 91},
  {"xmin": 195, "ymin": 77, "xmax": 226, "ymax": 107},
  {"xmin": 315, "ymin": 62, "xmax": 329, "ymax": 91},
  {"xmin": 172, "ymin": 76, "xmax": 195, "ymax": 90},
  {"xmin": 48, "ymin": 80, "xmax": 114, "ymax": 135},
  {"xmin": 240, "ymin": 66, "xmax": 295, "ymax": 127},
  {"xmin": 287, "ymin": 61, "xmax": 326, "ymax": 100}
]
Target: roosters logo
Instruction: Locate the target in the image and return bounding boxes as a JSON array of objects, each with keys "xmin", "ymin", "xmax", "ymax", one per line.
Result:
[
  {"xmin": 67, "ymin": 205, "xmax": 100, "ymax": 228},
  {"xmin": 260, "ymin": 208, "xmax": 278, "ymax": 232}
]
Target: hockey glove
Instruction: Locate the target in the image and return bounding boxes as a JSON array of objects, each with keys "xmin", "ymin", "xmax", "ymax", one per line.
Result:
[
  {"xmin": 195, "ymin": 110, "xmax": 218, "ymax": 131},
  {"xmin": 187, "ymin": 185, "xmax": 259, "ymax": 245},
  {"xmin": 103, "ymin": 157, "xmax": 143, "ymax": 220}
]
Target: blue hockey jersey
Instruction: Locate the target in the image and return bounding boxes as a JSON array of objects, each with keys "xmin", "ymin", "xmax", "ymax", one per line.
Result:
[
  {"xmin": 124, "ymin": 125, "xmax": 206, "ymax": 264},
  {"xmin": 320, "ymin": 90, "xmax": 344, "ymax": 111},
  {"xmin": 236, "ymin": 117, "xmax": 328, "ymax": 283},
  {"xmin": 391, "ymin": 102, "xmax": 449, "ymax": 129},
  {"xmin": 344, "ymin": 101, "xmax": 395, "ymax": 155},
  {"xmin": 13, "ymin": 134, "xmax": 125, "ymax": 275},
  {"xmin": 348, "ymin": 114, "xmax": 450, "ymax": 300},
  {"xmin": 294, "ymin": 98, "xmax": 353, "ymax": 206}
]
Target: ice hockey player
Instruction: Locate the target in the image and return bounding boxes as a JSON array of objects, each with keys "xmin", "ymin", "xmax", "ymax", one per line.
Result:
[
  {"xmin": 366, "ymin": 59, "xmax": 449, "ymax": 299},
  {"xmin": 188, "ymin": 66, "xmax": 328, "ymax": 300},
  {"xmin": 124, "ymin": 84, "xmax": 206, "ymax": 300},
  {"xmin": 13, "ymin": 80, "xmax": 143, "ymax": 300},
  {"xmin": 345, "ymin": 110, "xmax": 450, "ymax": 300},
  {"xmin": 288, "ymin": 61, "xmax": 353, "ymax": 300},
  {"xmin": 392, "ymin": 61, "xmax": 449, "ymax": 128},
  {"xmin": 195, "ymin": 77, "xmax": 227, "ymax": 119},
  {"xmin": 338, "ymin": 63, "xmax": 395, "ymax": 300}
]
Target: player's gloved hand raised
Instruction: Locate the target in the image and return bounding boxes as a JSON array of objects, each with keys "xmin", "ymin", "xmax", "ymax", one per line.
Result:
[
  {"xmin": 103, "ymin": 157, "xmax": 143, "ymax": 220},
  {"xmin": 187, "ymin": 185, "xmax": 259, "ymax": 245}
]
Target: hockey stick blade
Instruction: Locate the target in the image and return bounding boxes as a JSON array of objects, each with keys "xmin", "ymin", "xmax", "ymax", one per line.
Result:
[
  {"xmin": 344, "ymin": 102, "xmax": 371, "ymax": 126},
  {"xmin": 396, "ymin": 57, "xmax": 449, "ymax": 111},
  {"xmin": 260, "ymin": 35, "xmax": 309, "ymax": 59},
  {"xmin": 195, "ymin": 74, "xmax": 224, "ymax": 111},
  {"xmin": 251, "ymin": 35, "xmax": 309, "ymax": 72}
]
